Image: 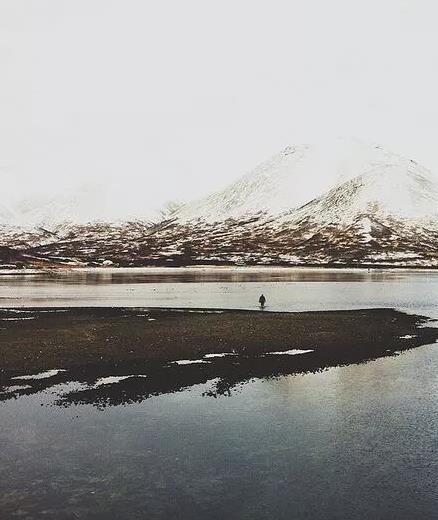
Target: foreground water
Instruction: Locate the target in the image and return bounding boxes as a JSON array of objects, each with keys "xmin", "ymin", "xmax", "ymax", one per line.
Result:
[{"xmin": 1, "ymin": 268, "xmax": 438, "ymax": 519}]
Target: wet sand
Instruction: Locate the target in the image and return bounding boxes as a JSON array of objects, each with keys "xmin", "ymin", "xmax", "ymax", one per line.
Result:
[{"xmin": 0, "ymin": 307, "xmax": 437, "ymax": 406}]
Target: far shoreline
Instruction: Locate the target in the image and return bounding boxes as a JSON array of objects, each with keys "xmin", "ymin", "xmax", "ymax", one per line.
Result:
[{"xmin": 1, "ymin": 264, "xmax": 438, "ymax": 276}]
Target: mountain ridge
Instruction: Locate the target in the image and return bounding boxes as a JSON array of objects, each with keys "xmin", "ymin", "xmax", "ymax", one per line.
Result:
[
  {"xmin": 1, "ymin": 139, "xmax": 438, "ymax": 268},
  {"xmin": 174, "ymin": 139, "xmax": 438, "ymax": 224}
]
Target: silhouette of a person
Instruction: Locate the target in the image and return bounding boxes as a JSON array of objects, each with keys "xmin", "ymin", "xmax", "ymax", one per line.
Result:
[{"xmin": 259, "ymin": 294, "xmax": 266, "ymax": 309}]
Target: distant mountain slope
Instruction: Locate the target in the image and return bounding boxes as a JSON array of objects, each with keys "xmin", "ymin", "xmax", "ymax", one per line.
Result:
[
  {"xmin": 1, "ymin": 140, "xmax": 438, "ymax": 268},
  {"xmin": 283, "ymin": 161, "xmax": 438, "ymax": 227},
  {"xmin": 7, "ymin": 183, "xmax": 160, "ymax": 229},
  {"xmin": 175, "ymin": 139, "xmax": 437, "ymax": 223}
]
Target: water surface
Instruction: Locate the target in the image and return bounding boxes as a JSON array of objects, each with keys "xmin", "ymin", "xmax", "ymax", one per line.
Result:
[
  {"xmin": 0, "ymin": 267, "xmax": 437, "ymax": 319},
  {"xmin": 1, "ymin": 268, "xmax": 438, "ymax": 519}
]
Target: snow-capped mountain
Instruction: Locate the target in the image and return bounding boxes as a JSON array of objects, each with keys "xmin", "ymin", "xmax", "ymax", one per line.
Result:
[
  {"xmin": 5, "ymin": 183, "xmax": 160, "ymax": 230},
  {"xmin": 283, "ymin": 157, "xmax": 438, "ymax": 226},
  {"xmin": 176, "ymin": 139, "xmax": 438, "ymax": 225},
  {"xmin": 1, "ymin": 139, "xmax": 438, "ymax": 268}
]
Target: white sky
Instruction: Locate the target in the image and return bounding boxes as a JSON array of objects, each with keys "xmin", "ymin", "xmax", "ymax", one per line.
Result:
[{"xmin": 1, "ymin": 0, "xmax": 438, "ymax": 216}]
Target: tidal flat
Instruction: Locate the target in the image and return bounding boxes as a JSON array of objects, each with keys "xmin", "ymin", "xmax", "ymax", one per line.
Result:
[{"xmin": 1, "ymin": 307, "xmax": 437, "ymax": 407}]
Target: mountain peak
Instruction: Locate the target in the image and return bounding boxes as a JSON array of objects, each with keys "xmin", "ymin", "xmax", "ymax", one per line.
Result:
[{"xmin": 175, "ymin": 139, "xmax": 434, "ymax": 223}]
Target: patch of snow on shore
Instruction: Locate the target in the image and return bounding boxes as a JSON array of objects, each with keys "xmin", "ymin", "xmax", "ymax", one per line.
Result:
[
  {"xmin": 12, "ymin": 369, "xmax": 66, "ymax": 380},
  {"xmin": 1, "ymin": 317, "xmax": 36, "ymax": 321},
  {"xmin": 93, "ymin": 375, "xmax": 148, "ymax": 387},
  {"xmin": 266, "ymin": 349, "xmax": 314, "ymax": 356},
  {"xmin": 203, "ymin": 353, "xmax": 235, "ymax": 358},
  {"xmin": 1, "ymin": 385, "xmax": 32, "ymax": 393},
  {"xmin": 173, "ymin": 359, "xmax": 211, "ymax": 365}
]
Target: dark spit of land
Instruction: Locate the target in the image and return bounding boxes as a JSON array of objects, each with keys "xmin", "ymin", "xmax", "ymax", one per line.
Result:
[{"xmin": 0, "ymin": 307, "xmax": 437, "ymax": 406}]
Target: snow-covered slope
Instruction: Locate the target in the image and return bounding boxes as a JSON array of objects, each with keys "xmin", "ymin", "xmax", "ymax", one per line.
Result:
[
  {"xmin": 176, "ymin": 139, "xmax": 437, "ymax": 223},
  {"xmin": 13, "ymin": 184, "xmax": 105, "ymax": 228},
  {"xmin": 284, "ymin": 160, "xmax": 438, "ymax": 227},
  {"xmin": 10, "ymin": 183, "xmax": 159, "ymax": 229}
]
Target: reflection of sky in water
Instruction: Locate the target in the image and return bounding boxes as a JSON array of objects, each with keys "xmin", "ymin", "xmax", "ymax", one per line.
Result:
[
  {"xmin": 0, "ymin": 268, "xmax": 437, "ymax": 321},
  {"xmin": 1, "ymin": 346, "xmax": 438, "ymax": 519}
]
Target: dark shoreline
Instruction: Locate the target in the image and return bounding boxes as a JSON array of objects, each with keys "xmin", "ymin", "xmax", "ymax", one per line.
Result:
[{"xmin": 1, "ymin": 307, "xmax": 437, "ymax": 406}]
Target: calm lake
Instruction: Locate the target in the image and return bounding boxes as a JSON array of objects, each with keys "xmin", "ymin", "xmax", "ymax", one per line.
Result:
[
  {"xmin": 1, "ymin": 268, "xmax": 438, "ymax": 519},
  {"xmin": 0, "ymin": 267, "xmax": 438, "ymax": 318}
]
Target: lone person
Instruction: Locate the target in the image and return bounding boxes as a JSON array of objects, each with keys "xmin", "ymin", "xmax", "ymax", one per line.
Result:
[{"xmin": 259, "ymin": 294, "xmax": 266, "ymax": 309}]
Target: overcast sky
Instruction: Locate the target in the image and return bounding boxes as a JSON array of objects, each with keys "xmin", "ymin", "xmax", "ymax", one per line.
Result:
[{"xmin": 1, "ymin": 0, "xmax": 438, "ymax": 216}]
